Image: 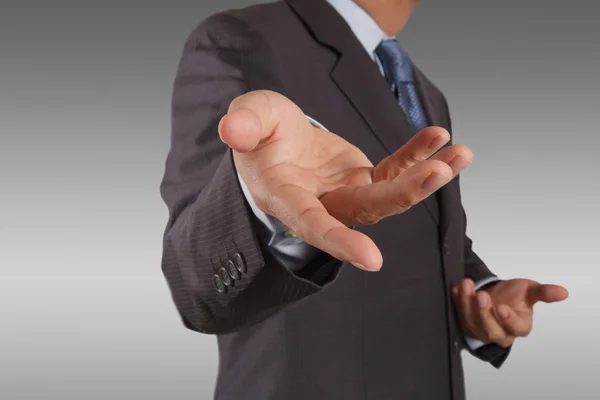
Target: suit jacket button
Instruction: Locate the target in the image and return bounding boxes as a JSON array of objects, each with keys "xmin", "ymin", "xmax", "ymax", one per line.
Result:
[
  {"xmin": 233, "ymin": 252, "xmax": 247, "ymax": 274},
  {"xmin": 218, "ymin": 267, "xmax": 233, "ymax": 287},
  {"xmin": 453, "ymin": 338, "xmax": 460, "ymax": 352},
  {"xmin": 213, "ymin": 274, "xmax": 227, "ymax": 293},
  {"xmin": 227, "ymin": 260, "xmax": 241, "ymax": 280}
]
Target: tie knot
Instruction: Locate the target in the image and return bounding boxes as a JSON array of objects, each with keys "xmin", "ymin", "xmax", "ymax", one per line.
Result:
[{"xmin": 375, "ymin": 39, "xmax": 413, "ymax": 84}]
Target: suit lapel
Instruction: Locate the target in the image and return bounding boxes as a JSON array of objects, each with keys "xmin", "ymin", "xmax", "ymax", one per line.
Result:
[
  {"xmin": 286, "ymin": 0, "xmax": 414, "ymax": 153},
  {"xmin": 331, "ymin": 52, "xmax": 417, "ymax": 155}
]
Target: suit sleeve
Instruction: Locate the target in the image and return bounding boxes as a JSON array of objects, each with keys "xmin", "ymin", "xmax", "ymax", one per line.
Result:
[
  {"xmin": 159, "ymin": 13, "xmax": 344, "ymax": 335},
  {"xmin": 441, "ymin": 95, "xmax": 511, "ymax": 368},
  {"xmin": 460, "ymin": 199, "xmax": 497, "ymax": 284}
]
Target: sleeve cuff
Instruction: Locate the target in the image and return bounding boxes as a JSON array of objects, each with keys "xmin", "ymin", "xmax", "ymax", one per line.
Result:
[
  {"xmin": 306, "ymin": 115, "xmax": 329, "ymax": 131},
  {"xmin": 464, "ymin": 335, "xmax": 486, "ymax": 351},
  {"xmin": 474, "ymin": 276, "xmax": 500, "ymax": 291}
]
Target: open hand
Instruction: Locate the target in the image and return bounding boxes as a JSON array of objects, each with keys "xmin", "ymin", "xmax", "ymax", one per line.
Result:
[
  {"xmin": 453, "ymin": 278, "xmax": 569, "ymax": 348},
  {"xmin": 219, "ymin": 90, "xmax": 474, "ymax": 271}
]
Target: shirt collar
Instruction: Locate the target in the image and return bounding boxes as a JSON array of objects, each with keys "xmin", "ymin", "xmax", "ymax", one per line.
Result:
[{"xmin": 326, "ymin": 0, "xmax": 395, "ymax": 59}]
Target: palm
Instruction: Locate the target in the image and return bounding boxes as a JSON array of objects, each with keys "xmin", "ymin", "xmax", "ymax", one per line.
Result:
[
  {"xmin": 513, "ymin": 302, "xmax": 534, "ymax": 320},
  {"xmin": 237, "ymin": 118, "xmax": 374, "ymax": 204},
  {"xmin": 485, "ymin": 279, "xmax": 568, "ymax": 343},
  {"xmin": 220, "ymin": 90, "xmax": 473, "ymax": 270},
  {"xmin": 488, "ymin": 279, "xmax": 536, "ymax": 316},
  {"xmin": 489, "ymin": 279, "xmax": 568, "ymax": 312},
  {"xmin": 453, "ymin": 278, "xmax": 568, "ymax": 347}
]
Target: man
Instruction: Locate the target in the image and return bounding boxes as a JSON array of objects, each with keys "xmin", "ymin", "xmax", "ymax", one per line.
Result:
[{"xmin": 160, "ymin": 0, "xmax": 568, "ymax": 398}]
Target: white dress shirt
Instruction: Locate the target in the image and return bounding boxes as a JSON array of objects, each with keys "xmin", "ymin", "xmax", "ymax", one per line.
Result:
[{"xmin": 237, "ymin": 0, "xmax": 495, "ymax": 351}]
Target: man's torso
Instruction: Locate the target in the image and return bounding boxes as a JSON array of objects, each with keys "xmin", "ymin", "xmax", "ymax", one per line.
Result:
[{"xmin": 205, "ymin": 1, "xmax": 469, "ymax": 399}]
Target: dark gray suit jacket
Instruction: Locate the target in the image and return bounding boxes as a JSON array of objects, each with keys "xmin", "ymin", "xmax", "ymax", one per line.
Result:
[{"xmin": 160, "ymin": 0, "xmax": 509, "ymax": 398}]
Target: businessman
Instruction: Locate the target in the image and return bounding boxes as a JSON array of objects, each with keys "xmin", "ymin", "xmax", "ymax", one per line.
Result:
[{"xmin": 160, "ymin": 0, "xmax": 568, "ymax": 398}]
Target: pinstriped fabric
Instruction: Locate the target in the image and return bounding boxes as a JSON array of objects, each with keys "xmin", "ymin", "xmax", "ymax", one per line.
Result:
[
  {"xmin": 159, "ymin": 3, "xmax": 507, "ymax": 399},
  {"xmin": 160, "ymin": 13, "xmax": 343, "ymax": 335},
  {"xmin": 162, "ymin": 150, "xmax": 334, "ymax": 333}
]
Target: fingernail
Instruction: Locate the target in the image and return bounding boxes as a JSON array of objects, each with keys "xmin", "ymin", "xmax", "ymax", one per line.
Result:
[
  {"xmin": 478, "ymin": 294, "xmax": 488, "ymax": 308},
  {"xmin": 422, "ymin": 173, "xmax": 447, "ymax": 192},
  {"xmin": 352, "ymin": 262, "xmax": 373, "ymax": 271},
  {"xmin": 498, "ymin": 307, "xmax": 510, "ymax": 319},
  {"xmin": 353, "ymin": 262, "xmax": 380, "ymax": 272}
]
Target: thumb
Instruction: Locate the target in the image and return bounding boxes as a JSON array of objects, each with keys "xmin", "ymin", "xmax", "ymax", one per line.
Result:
[
  {"xmin": 527, "ymin": 283, "xmax": 569, "ymax": 305},
  {"xmin": 218, "ymin": 90, "xmax": 304, "ymax": 153}
]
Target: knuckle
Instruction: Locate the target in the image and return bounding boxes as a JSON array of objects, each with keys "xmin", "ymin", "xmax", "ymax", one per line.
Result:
[
  {"xmin": 379, "ymin": 163, "xmax": 403, "ymax": 181},
  {"xmin": 428, "ymin": 159, "xmax": 453, "ymax": 176},
  {"xmin": 395, "ymin": 196, "xmax": 415, "ymax": 211},
  {"xmin": 394, "ymin": 185, "xmax": 418, "ymax": 211},
  {"xmin": 302, "ymin": 224, "xmax": 329, "ymax": 248},
  {"xmin": 349, "ymin": 189, "xmax": 380, "ymax": 225},
  {"xmin": 320, "ymin": 225, "xmax": 338, "ymax": 243},
  {"xmin": 352, "ymin": 207, "xmax": 380, "ymax": 225},
  {"xmin": 294, "ymin": 207, "xmax": 324, "ymax": 243},
  {"xmin": 298, "ymin": 206, "xmax": 321, "ymax": 221},
  {"xmin": 400, "ymin": 152, "xmax": 420, "ymax": 168}
]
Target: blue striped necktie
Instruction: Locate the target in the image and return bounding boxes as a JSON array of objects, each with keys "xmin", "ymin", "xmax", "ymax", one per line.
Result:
[{"xmin": 375, "ymin": 39, "xmax": 429, "ymax": 134}]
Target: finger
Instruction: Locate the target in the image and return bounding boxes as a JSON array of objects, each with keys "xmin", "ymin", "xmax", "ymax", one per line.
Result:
[
  {"xmin": 475, "ymin": 291, "xmax": 514, "ymax": 347},
  {"xmin": 496, "ymin": 304, "xmax": 532, "ymax": 337},
  {"xmin": 373, "ymin": 127, "xmax": 451, "ymax": 181},
  {"xmin": 218, "ymin": 90, "xmax": 305, "ymax": 153},
  {"xmin": 321, "ymin": 159, "xmax": 454, "ymax": 226},
  {"xmin": 268, "ymin": 182, "xmax": 383, "ymax": 271},
  {"xmin": 451, "ymin": 281, "xmax": 471, "ymax": 334},
  {"xmin": 429, "ymin": 144, "xmax": 474, "ymax": 176},
  {"xmin": 459, "ymin": 279, "xmax": 477, "ymax": 331},
  {"xmin": 452, "ymin": 285, "xmax": 460, "ymax": 297},
  {"xmin": 527, "ymin": 283, "xmax": 569, "ymax": 305}
]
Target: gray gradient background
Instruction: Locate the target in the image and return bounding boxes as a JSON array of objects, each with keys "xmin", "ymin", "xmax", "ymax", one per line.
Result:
[{"xmin": 1, "ymin": 0, "xmax": 598, "ymax": 398}]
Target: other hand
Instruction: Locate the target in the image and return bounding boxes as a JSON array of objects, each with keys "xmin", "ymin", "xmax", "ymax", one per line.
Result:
[{"xmin": 452, "ymin": 278, "xmax": 569, "ymax": 348}]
